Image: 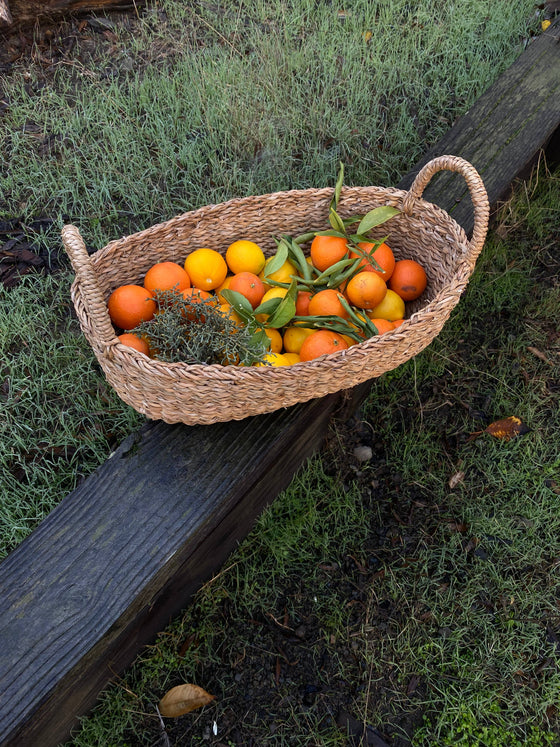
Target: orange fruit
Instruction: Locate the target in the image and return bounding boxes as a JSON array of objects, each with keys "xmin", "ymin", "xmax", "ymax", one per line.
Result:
[
  {"xmin": 261, "ymin": 287, "xmax": 288, "ymax": 304},
  {"xmin": 351, "ymin": 242, "xmax": 395, "ymax": 280},
  {"xmin": 216, "ymin": 275, "xmax": 233, "ymax": 302},
  {"xmin": 345, "ymin": 272, "xmax": 387, "ymax": 310},
  {"xmin": 367, "ymin": 288, "xmax": 405, "ymax": 321},
  {"xmin": 368, "ymin": 318, "xmax": 394, "ymax": 335},
  {"xmin": 283, "ymin": 352, "xmax": 301, "ymax": 365},
  {"xmin": 260, "ymin": 257, "xmax": 298, "ymax": 285},
  {"xmin": 229, "ymin": 271, "xmax": 265, "ymax": 309},
  {"xmin": 295, "ymin": 290, "xmax": 312, "ymax": 316},
  {"xmin": 263, "ymin": 327, "xmax": 283, "ymax": 354},
  {"xmin": 388, "ymin": 259, "xmax": 427, "ymax": 301},
  {"xmin": 307, "ymin": 289, "xmax": 349, "ymax": 318},
  {"xmin": 392, "ymin": 318, "xmax": 405, "ymax": 328},
  {"xmin": 254, "ymin": 352, "xmax": 291, "ymax": 367},
  {"xmin": 283, "ymin": 326, "xmax": 315, "ymax": 354},
  {"xmin": 118, "ymin": 333, "xmax": 150, "ymax": 355},
  {"xmin": 218, "ymin": 302, "xmax": 243, "ymax": 326},
  {"xmin": 299, "ymin": 329, "xmax": 349, "ymax": 361},
  {"xmin": 184, "ymin": 248, "xmax": 228, "ymax": 291},
  {"xmin": 225, "ymin": 240, "xmax": 266, "ymax": 275},
  {"xmin": 341, "ymin": 333, "xmax": 359, "ymax": 347},
  {"xmin": 143, "ymin": 261, "xmax": 191, "ymax": 294},
  {"xmin": 107, "ymin": 285, "xmax": 156, "ymax": 330},
  {"xmin": 181, "ymin": 287, "xmax": 213, "ymax": 302},
  {"xmin": 310, "ymin": 235, "xmax": 349, "ymax": 272}
]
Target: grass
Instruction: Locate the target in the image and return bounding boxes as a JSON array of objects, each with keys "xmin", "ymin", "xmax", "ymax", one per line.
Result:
[
  {"xmin": 1, "ymin": 0, "xmax": 540, "ymax": 247},
  {"xmin": 1, "ymin": 0, "xmax": 558, "ymax": 743},
  {"xmin": 0, "ymin": 0, "xmax": 542, "ymax": 559},
  {"xmin": 63, "ymin": 164, "xmax": 560, "ymax": 745},
  {"xmin": 0, "ymin": 273, "xmax": 142, "ymax": 557}
]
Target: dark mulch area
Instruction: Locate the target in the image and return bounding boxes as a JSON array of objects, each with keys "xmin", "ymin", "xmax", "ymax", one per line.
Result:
[{"xmin": 0, "ymin": 217, "xmax": 70, "ymax": 288}]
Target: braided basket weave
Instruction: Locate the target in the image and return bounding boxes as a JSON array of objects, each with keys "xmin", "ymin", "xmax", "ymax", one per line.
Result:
[{"xmin": 62, "ymin": 155, "xmax": 489, "ymax": 426}]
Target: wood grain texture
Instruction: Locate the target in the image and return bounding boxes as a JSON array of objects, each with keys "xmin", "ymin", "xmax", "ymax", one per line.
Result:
[
  {"xmin": 1, "ymin": 20, "xmax": 560, "ymax": 747},
  {"xmin": 3, "ymin": 0, "xmax": 138, "ymax": 27}
]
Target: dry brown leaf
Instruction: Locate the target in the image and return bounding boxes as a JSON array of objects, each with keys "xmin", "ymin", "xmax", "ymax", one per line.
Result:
[
  {"xmin": 448, "ymin": 471, "xmax": 465, "ymax": 489},
  {"xmin": 158, "ymin": 683, "xmax": 215, "ymax": 718},
  {"xmin": 527, "ymin": 346, "xmax": 552, "ymax": 364},
  {"xmin": 484, "ymin": 416, "xmax": 530, "ymax": 441}
]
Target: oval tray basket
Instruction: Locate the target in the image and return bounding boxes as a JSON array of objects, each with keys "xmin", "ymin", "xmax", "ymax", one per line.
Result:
[{"xmin": 62, "ymin": 155, "xmax": 489, "ymax": 426}]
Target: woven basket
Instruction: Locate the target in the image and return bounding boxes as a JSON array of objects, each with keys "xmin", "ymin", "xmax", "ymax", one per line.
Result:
[{"xmin": 62, "ymin": 155, "xmax": 489, "ymax": 426}]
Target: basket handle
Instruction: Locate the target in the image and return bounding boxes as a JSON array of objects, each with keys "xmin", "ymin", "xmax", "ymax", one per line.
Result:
[
  {"xmin": 61, "ymin": 225, "xmax": 118, "ymax": 346},
  {"xmin": 402, "ymin": 155, "xmax": 490, "ymax": 257}
]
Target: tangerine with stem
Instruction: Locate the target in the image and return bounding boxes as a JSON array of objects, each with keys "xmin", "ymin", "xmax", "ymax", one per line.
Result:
[
  {"xmin": 368, "ymin": 318, "xmax": 395, "ymax": 335},
  {"xmin": 367, "ymin": 288, "xmax": 405, "ymax": 321},
  {"xmin": 229, "ymin": 271, "xmax": 265, "ymax": 309},
  {"xmin": 307, "ymin": 289, "xmax": 349, "ymax": 318},
  {"xmin": 310, "ymin": 235, "xmax": 349, "ymax": 272},
  {"xmin": 118, "ymin": 333, "xmax": 151, "ymax": 355},
  {"xmin": 226, "ymin": 240, "xmax": 266, "ymax": 275},
  {"xmin": 350, "ymin": 242, "xmax": 395, "ymax": 280},
  {"xmin": 144, "ymin": 262, "xmax": 191, "ymax": 294},
  {"xmin": 345, "ymin": 271, "xmax": 387, "ymax": 310},
  {"xmin": 184, "ymin": 248, "xmax": 228, "ymax": 291}
]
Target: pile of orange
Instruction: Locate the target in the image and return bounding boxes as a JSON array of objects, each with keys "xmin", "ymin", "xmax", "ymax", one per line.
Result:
[{"xmin": 106, "ymin": 233, "xmax": 428, "ymax": 366}]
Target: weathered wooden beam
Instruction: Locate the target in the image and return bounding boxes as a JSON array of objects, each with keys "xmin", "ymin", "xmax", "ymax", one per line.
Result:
[
  {"xmin": 1, "ymin": 0, "xmax": 139, "ymax": 28},
  {"xmin": 0, "ymin": 395, "xmax": 344, "ymax": 747},
  {"xmin": 0, "ymin": 18, "xmax": 559, "ymax": 747}
]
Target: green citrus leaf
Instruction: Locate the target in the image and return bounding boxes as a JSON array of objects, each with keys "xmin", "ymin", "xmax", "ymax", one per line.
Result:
[
  {"xmin": 356, "ymin": 206, "xmax": 400, "ymax": 236},
  {"xmin": 264, "ymin": 240, "xmax": 289, "ymax": 277},
  {"xmin": 266, "ymin": 280, "xmax": 298, "ymax": 328},
  {"xmin": 329, "ymin": 207, "xmax": 347, "ymax": 234},
  {"xmin": 284, "ymin": 234, "xmax": 312, "ymax": 281},
  {"xmin": 314, "ymin": 229, "xmax": 348, "ymax": 238},
  {"xmin": 314, "ymin": 257, "xmax": 355, "ymax": 282},
  {"xmin": 331, "ymin": 162, "xmax": 345, "ymax": 211},
  {"xmin": 294, "ymin": 231, "xmax": 317, "ymax": 244},
  {"xmin": 220, "ymin": 289, "xmax": 255, "ymax": 322},
  {"xmin": 253, "ymin": 297, "xmax": 282, "ymax": 316}
]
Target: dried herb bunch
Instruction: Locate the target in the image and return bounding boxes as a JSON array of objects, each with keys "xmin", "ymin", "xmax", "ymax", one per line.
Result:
[{"xmin": 133, "ymin": 290, "xmax": 269, "ymax": 366}]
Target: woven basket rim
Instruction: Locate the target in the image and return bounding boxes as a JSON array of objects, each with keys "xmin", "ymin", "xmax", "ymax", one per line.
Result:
[{"xmin": 93, "ymin": 184, "xmax": 464, "ymax": 266}]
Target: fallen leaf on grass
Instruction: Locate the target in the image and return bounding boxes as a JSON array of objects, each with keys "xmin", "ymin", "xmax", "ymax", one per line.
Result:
[
  {"xmin": 469, "ymin": 416, "xmax": 530, "ymax": 442},
  {"xmin": 448, "ymin": 471, "xmax": 465, "ymax": 489},
  {"xmin": 407, "ymin": 674, "xmax": 421, "ymax": 695},
  {"xmin": 158, "ymin": 684, "xmax": 215, "ymax": 718},
  {"xmin": 485, "ymin": 416, "xmax": 530, "ymax": 441},
  {"xmin": 527, "ymin": 346, "xmax": 552, "ymax": 364},
  {"xmin": 447, "ymin": 519, "xmax": 468, "ymax": 534}
]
